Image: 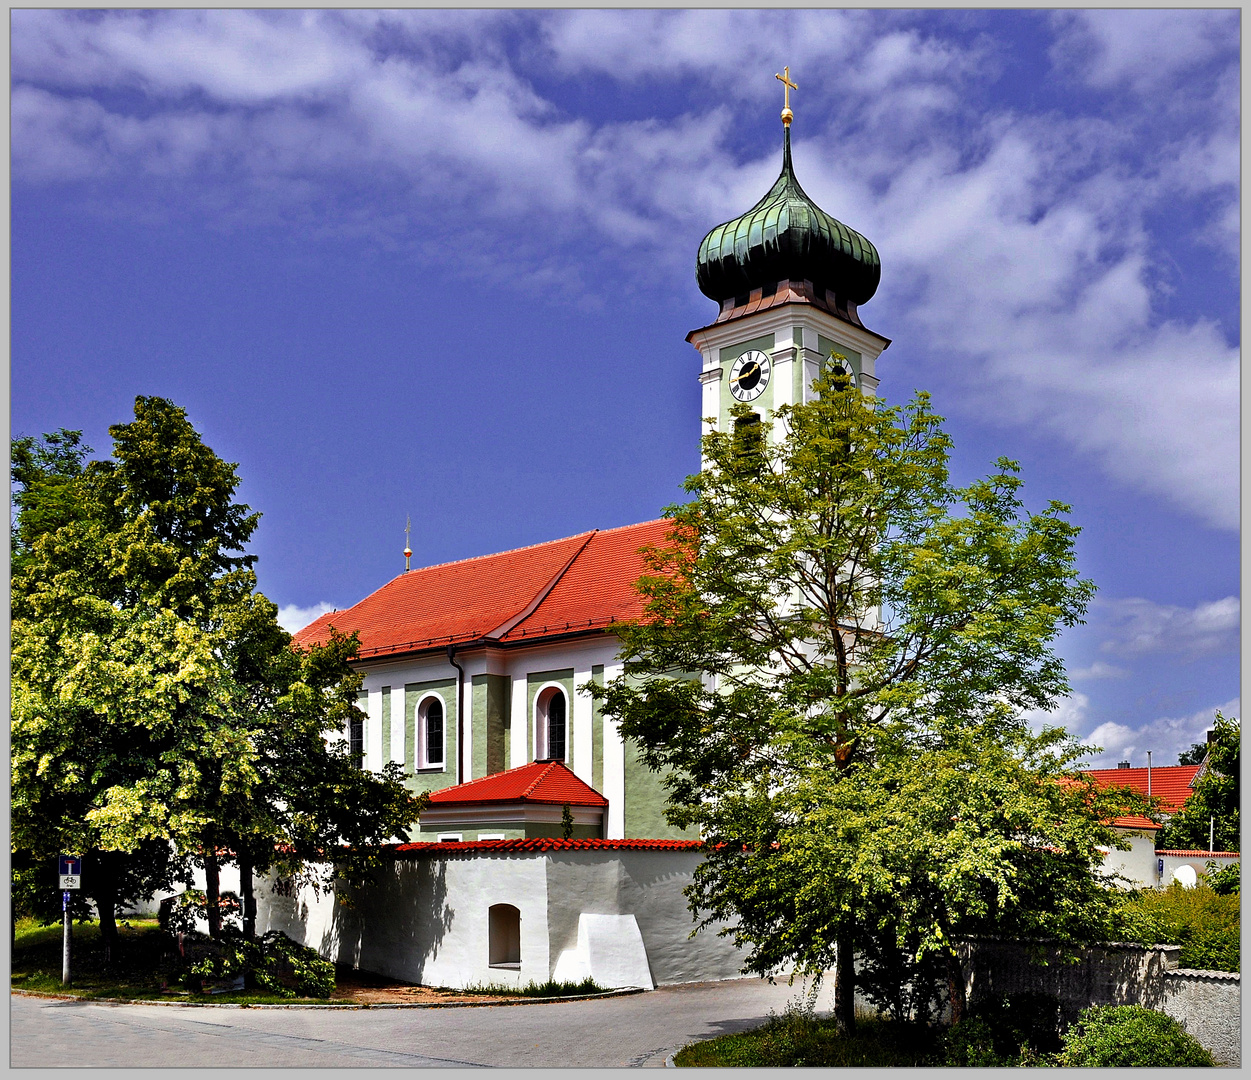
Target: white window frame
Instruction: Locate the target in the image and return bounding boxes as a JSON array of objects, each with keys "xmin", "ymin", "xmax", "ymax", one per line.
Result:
[
  {"xmin": 533, "ymin": 682, "xmax": 568, "ymax": 763},
  {"xmin": 416, "ymin": 692, "xmax": 447, "ymax": 771},
  {"xmin": 436, "ymin": 833, "xmax": 463, "ymax": 843}
]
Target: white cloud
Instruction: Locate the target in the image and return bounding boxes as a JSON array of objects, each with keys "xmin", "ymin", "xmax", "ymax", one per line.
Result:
[
  {"xmin": 1022, "ymin": 691, "xmax": 1090, "ymax": 737},
  {"xmin": 277, "ymin": 602, "xmax": 338, "ymax": 634},
  {"xmin": 1096, "ymin": 596, "xmax": 1240, "ymax": 659},
  {"xmin": 1079, "ymin": 698, "xmax": 1239, "ymax": 768},
  {"xmin": 1069, "ymin": 661, "xmax": 1127, "ymax": 681},
  {"xmin": 1050, "ymin": 10, "xmax": 1238, "ymax": 93}
]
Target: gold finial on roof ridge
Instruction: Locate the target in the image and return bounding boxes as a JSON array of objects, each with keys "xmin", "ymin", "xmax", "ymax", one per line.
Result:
[
  {"xmin": 404, "ymin": 514, "xmax": 412, "ymax": 572},
  {"xmin": 776, "ymin": 66, "xmax": 797, "ymax": 126}
]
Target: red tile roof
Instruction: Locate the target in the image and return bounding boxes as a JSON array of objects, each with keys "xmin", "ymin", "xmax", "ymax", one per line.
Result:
[
  {"xmin": 393, "ymin": 837, "xmax": 702, "ymax": 855},
  {"xmin": 1156, "ymin": 849, "xmax": 1240, "ymax": 858},
  {"xmin": 426, "ymin": 760, "xmax": 608, "ymax": 808},
  {"xmin": 292, "ymin": 519, "xmax": 672, "ymax": 658},
  {"xmin": 1083, "ymin": 765, "xmax": 1201, "ymax": 816}
]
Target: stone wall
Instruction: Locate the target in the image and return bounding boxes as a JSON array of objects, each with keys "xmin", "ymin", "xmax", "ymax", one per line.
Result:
[
  {"xmin": 1160, "ymin": 969, "xmax": 1241, "ymax": 1068},
  {"xmin": 960, "ymin": 938, "xmax": 1240, "ymax": 1066}
]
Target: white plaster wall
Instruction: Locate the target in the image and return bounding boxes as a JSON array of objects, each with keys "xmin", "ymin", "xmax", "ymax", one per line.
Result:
[
  {"xmin": 510, "ymin": 675, "xmax": 529, "ymax": 769},
  {"xmin": 1098, "ymin": 830, "xmax": 1158, "ymax": 888},
  {"xmin": 255, "ymin": 848, "xmax": 750, "ymax": 990},
  {"xmin": 366, "ymin": 687, "xmax": 384, "ymax": 772},
  {"xmin": 1161, "ymin": 851, "xmax": 1240, "ymax": 888},
  {"xmin": 257, "ymin": 854, "xmax": 550, "ymax": 990}
]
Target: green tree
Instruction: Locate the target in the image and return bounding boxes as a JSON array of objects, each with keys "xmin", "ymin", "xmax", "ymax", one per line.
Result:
[
  {"xmin": 597, "ymin": 365, "xmax": 1142, "ymax": 1030},
  {"xmin": 1158, "ymin": 712, "xmax": 1239, "ymax": 852},
  {"xmin": 11, "ymin": 398, "xmax": 423, "ymax": 956},
  {"xmin": 1177, "ymin": 742, "xmax": 1209, "ymax": 766}
]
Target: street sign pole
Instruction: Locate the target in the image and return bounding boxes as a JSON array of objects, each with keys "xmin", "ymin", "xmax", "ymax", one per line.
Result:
[
  {"xmin": 62, "ymin": 890, "xmax": 72, "ymax": 987},
  {"xmin": 57, "ymin": 854, "xmax": 81, "ymax": 988}
]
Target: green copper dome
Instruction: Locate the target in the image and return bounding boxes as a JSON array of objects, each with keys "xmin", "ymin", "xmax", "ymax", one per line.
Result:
[{"xmin": 696, "ymin": 128, "xmax": 880, "ymax": 307}]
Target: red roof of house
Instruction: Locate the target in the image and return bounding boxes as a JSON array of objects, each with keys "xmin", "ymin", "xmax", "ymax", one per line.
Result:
[
  {"xmin": 426, "ymin": 760, "xmax": 608, "ymax": 808},
  {"xmin": 292, "ymin": 519, "xmax": 671, "ymax": 658},
  {"xmin": 393, "ymin": 837, "xmax": 701, "ymax": 855},
  {"xmin": 1083, "ymin": 765, "xmax": 1201, "ymax": 816}
]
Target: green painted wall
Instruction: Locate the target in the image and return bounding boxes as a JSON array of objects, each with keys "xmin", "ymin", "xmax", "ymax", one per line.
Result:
[
  {"xmin": 412, "ymin": 822, "xmax": 601, "ymax": 842},
  {"xmin": 471, "ymin": 673, "xmax": 509, "ymax": 779},
  {"xmin": 591, "ymin": 664, "xmax": 604, "ymax": 795},
  {"xmin": 526, "ymin": 669, "xmax": 574, "ymax": 762},
  {"xmin": 719, "ymin": 332, "xmax": 776, "ymax": 421},
  {"xmin": 623, "ymin": 738, "xmax": 698, "ymax": 841},
  {"xmin": 404, "ymin": 679, "xmax": 457, "ymax": 796}
]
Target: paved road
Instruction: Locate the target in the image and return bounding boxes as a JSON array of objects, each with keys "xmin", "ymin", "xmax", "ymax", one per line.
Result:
[{"xmin": 11, "ymin": 977, "xmax": 835, "ymax": 1068}]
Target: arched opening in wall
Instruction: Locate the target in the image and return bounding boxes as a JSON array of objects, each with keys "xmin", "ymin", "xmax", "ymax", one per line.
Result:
[
  {"xmin": 417, "ymin": 695, "xmax": 445, "ymax": 770},
  {"xmin": 488, "ymin": 904, "xmax": 521, "ymax": 968},
  {"xmin": 535, "ymin": 686, "xmax": 567, "ymax": 762}
]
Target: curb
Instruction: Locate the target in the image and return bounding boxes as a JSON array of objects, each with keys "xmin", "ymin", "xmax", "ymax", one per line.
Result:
[
  {"xmin": 664, "ymin": 1054, "xmax": 677, "ymax": 1068},
  {"xmin": 11, "ymin": 985, "xmax": 647, "ymax": 1010}
]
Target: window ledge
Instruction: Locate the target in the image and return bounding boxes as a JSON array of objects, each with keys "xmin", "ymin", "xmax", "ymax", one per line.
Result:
[
  {"xmin": 416, "ymin": 767, "xmax": 446, "ymax": 774},
  {"xmin": 489, "ymin": 962, "xmax": 521, "ymax": 970}
]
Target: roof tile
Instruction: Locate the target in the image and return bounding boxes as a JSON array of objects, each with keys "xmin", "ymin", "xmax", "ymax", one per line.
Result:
[
  {"xmin": 292, "ymin": 520, "xmax": 672, "ymax": 657},
  {"xmin": 426, "ymin": 760, "xmax": 608, "ymax": 807}
]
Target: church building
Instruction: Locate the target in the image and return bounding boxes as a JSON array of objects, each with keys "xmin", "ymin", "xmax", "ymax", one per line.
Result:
[
  {"xmin": 292, "ymin": 87, "xmax": 890, "ymax": 848},
  {"xmin": 265, "ymin": 92, "xmax": 896, "ymax": 991}
]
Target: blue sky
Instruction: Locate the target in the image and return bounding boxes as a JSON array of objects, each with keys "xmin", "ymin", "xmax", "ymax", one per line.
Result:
[{"xmin": 11, "ymin": 9, "xmax": 1239, "ymax": 767}]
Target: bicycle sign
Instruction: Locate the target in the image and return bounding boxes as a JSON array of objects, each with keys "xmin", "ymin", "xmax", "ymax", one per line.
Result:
[{"xmin": 58, "ymin": 854, "xmax": 82, "ymax": 890}]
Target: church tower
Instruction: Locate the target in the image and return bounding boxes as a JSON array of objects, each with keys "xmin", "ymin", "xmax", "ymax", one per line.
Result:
[{"xmin": 687, "ymin": 74, "xmax": 889, "ymax": 451}]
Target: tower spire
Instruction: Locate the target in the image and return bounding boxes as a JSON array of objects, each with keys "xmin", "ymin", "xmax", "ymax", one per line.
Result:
[{"xmin": 403, "ymin": 515, "xmax": 412, "ymax": 572}]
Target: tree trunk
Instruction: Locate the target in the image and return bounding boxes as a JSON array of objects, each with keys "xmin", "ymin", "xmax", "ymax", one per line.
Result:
[
  {"xmin": 240, "ymin": 854, "xmax": 256, "ymax": 941},
  {"xmin": 833, "ymin": 923, "xmax": 856, "ymax": 1033},
  {"xmin": 89, "ymin": 851, "xmax": 121, "ymax": 965},
  {"xmin": 204, "ymin": 853, "xmax": 221, "ymax": 938},
  {"xmin": 946, "ymin": 950, "xmax": 967, "ymax": 1026}
]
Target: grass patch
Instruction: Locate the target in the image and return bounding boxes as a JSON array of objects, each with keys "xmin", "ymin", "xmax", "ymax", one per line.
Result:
[
  {"xmin": 674, "ymin": 1005, "xmax": 940, "ymax": 1067},
  {"xmin": 458, "ymin": 977, "xmax": 608, "ymax": 998},
  {"xmin": 11, "ymin": 916, "xmax": 334, "ymax": 1005}
]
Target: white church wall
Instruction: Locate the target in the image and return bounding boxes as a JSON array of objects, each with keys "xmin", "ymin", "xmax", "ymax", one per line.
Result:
[{"xmin": 255, "ymin": 846, "xmax": 749, "ymax": 990}]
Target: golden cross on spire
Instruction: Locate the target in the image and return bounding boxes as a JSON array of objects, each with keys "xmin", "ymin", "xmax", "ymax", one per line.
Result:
[{"xmin": 775, "ymin": 66, "xmax": 797, "ymax": 126}]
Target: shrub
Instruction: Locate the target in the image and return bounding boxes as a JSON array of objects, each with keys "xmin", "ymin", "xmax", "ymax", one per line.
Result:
[
  {"xmin": 1112, "ymin": 883, "xmax": 1239, "ymax": 971},
  {"xmin": 941, "ymin": 992, "xmax": 1062, "ymax": 1066},
  {"xmin": 184, "ymin": 930, "xmax": 335, "ymax": 998},
  {"xmin": 1055, "ymin": 1005, "xmax": 1213, "ymax": 1067}
]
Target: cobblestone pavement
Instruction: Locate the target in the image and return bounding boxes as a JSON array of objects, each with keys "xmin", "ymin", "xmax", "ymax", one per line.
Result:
[{"xmin": 11, "ymin": 976, "xmax": 835, "ymax": 1069}]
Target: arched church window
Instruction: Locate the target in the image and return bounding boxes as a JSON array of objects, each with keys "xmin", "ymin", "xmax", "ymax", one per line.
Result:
[
  {"xmin": 732, "ymin": 413, "xmax": 764, "ymax": 474},
  {"xmin": 488, "ymin": 904, "xmax": 521, "ymax": 968},
  {"xmin": 535, "ymin": 686, "xmax": 567, "ymax": 762},
  {"xmin": 418, "ymin": 695, "xmax": 445, "ymax": 769}
]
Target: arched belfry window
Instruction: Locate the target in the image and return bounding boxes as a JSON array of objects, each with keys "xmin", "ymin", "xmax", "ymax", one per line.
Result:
[
  {"xmin": 418, "ymin": 695, "xmax": 445, "ymax": 770},
  {"xmin": 535, "ymin": 686, "xmax": 567, "ymax": 762}
]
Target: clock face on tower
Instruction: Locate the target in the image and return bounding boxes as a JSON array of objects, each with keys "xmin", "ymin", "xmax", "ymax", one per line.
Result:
[{"xmin": 729, "ymin": 350, "xmax": 771, "ymax": 402}]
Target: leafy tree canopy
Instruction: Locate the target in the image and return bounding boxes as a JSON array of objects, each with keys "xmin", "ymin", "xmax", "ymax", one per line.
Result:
[
  {"xmin": 598, "ymin": 366, "xmax": 1144, "ymax": 1028},
  {"xmin": 11, "ymin": 398, "xmax": 422, "ymax": 949}
]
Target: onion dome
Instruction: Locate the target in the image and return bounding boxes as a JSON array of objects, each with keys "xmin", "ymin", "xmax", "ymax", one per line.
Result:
[{"xmin": 696, "ymin": 127, "xmax": 880, "ymax": 309}]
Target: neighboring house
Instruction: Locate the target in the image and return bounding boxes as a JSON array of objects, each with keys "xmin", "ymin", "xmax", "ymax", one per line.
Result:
[{"xmin": 1082, "ymin": 763, "xmax": 1240, "ymax": 888}]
